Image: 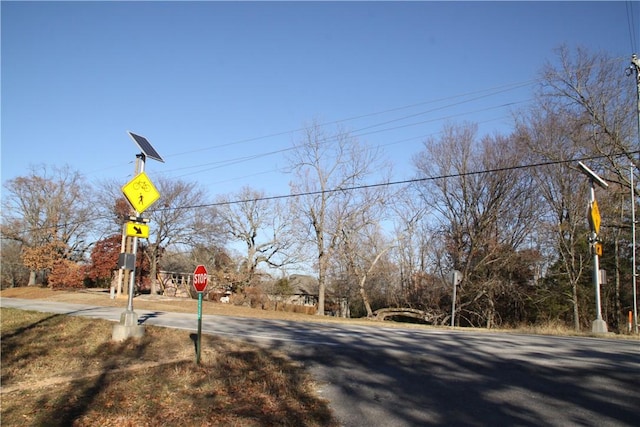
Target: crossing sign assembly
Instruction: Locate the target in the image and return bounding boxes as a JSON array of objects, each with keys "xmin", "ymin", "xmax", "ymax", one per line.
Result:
[{"xmin": 122, "ymin": 171, "xmax": 160, "ymax": 214}]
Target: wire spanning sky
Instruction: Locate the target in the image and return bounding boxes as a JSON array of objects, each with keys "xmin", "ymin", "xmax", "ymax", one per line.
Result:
[{"xmin": 2, "ymin": 1, "xmax": 636, "ymax": 200}]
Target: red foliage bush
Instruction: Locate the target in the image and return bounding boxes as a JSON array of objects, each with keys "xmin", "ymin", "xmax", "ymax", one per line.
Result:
[
  {"xmin": 87, "ymin": 235, "xmax": 122, "ymax": 286},
  {"xmin": 48, "ymin": 259, "xmax": 86, "ymax": 290}
]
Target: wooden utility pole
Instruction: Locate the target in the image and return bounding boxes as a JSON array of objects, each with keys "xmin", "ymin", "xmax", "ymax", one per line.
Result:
[{"xmin": 629, "ymin": 54, "xmax": 639, "ymax": 333}]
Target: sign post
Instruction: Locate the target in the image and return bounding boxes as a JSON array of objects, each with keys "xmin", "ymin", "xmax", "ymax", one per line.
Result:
[
  {"xmin": 577, "ymin": 161, "xmax": 609, "ymax": 334},
  {"xmin": 449, "ymin": 270, "xmax": 462, "ymax": 327},
  {"xmin": 113, "ymin": 131, "xmax": 164, "ymax": 342},
  {"xmin": 193, "ymin": 265, "xmax": 208, "ymax": 364}
]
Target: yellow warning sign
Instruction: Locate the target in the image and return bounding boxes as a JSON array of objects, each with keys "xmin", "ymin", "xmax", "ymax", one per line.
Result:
[
  {"xmin": 594, "ymin": 242, "xmax": 603, "ymax": 257},
  {"xmin": 122, "ymin": 171, "xmax": 161, "ymax": 214},
  {"xmin": 590, "ymin": 199, "xmax": 601, "ymax": 234},
  {"xmin": 126, "ymin": 222, "xmax": 149, "ymax": 238}
]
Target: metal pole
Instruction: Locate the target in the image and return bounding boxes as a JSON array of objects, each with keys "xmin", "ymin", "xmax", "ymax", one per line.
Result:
[
  {"xmin": 197, "ymin": 292, "xmax": 203, "ymax": 364},
  {"xmin": 591, "ymin": 183, "xmax": 603, "ymax": 321},
  {"xmin": 631, "ymin": 165, "xmax": 638, "ymax": 334},
  {"xmin": 589, "ymin": 181, "xmax": 607, "ymax": 333},
  {"xmin": 451, "ymin": 276, "xmax": 457, "ymax": 327},
  {"xmin": 631, "ymin": 54, "xmax": 640, "ymax": 334},
  {"xmin": 632, "ymin": 54, "xmax": 640, "ymax": 163},
  {"xmin": 125, "ymin": 155, "xmax": 145, "ymax": 313},
  {"xmin": 113, "ymin": 153, "xmax": 147, "ymax": 340}
]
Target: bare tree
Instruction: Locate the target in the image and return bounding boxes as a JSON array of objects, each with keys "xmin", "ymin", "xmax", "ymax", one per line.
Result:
[
  {"xmin": 514, "ymin": 46, "xmax": 637, "ymax": 330},
  {"xmin": 338, "ymin": 221, "xmax": 394, "ymax": 317},
  {"xmin": 144, "ymin": 177, "xmax": 223, "ymax": 294},
  {"xmin": 390, "ymin": 187, "xmax": 432, "ymax": 302},
  {"xmin": 288, "ymin": 121, "xmax": 391, "ymax": 315},
  {"xmin": 539, "ymin": 46, "xmax": 638, "ymax": 181},
  {"xmin": 0, "ymin": 239, "xmax": 30, "ymax": 288},
  {"xmin": 216, "ymin": 187, "xmax": 297, "ymax": 289},
  {"xmin": 413, "ymin": 123, "xmax": 541, "ymax": 328},
  {"xmin": 515, "ymin": 106, "xmax": 592, "ymax": 330},
  {"xmin": 1, "ymin": 165, "xmax": 96, "ymax": 285}
]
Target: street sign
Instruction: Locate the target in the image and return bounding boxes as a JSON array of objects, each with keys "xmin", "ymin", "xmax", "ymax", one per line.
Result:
[
  {"xmin": 117, "ymin": 253, "xmax": 136, "ymax": 270},
  {"xmin": 193, "ymin": 264, "xmax": 208, "ymax": 364},
  {"xmin": 594, "ymin": 242, "xmax": 603, "ymax": 256},
  {"xmin": 590, "ymin": 200, "xmax": 601, "ymax": 234},
  {"xmin": 125, "ymin": 222, "xmax": 149, "ymax": 238},
  {"xmin": 193, "ymin": 265, "xmax": 208, "ymax": 293},
  {"xmin": 122, "ymin": 171, "xmax": 161, "ymax": 214}
]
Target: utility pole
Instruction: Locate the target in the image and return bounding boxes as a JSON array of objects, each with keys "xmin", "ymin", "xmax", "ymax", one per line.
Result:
[
  {"xmin": 631, "ymin": 165, "xmax": 638, "ymax": 334},
  {"xmin": 630, "ymin": 54, "xmax": 640, "ymax": 333},
  {"xmin": 632, "ymin": 55, "xmax": 640, "ymax": 155}
]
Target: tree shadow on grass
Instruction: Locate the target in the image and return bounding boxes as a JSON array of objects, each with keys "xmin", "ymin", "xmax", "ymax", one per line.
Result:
[
  {"xmin": 2, "ymin": 311, "xmax": 338, "ymax": 426},
  {"xmin": 1, "ymin": 312, "xmax": 64, "ymax": 341},
  {"xmin": 29, "ymin": 334, "xmax": 153, "ymax": 426},
  {"xmin": 190, "ymin": 335, "xmax": 339, "ymax": 427}
]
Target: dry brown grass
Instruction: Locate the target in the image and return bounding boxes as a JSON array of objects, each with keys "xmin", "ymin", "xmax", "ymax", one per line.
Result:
[{"xmin": 1, "ymin": 306, "xmax": 339, "ymax": 426}]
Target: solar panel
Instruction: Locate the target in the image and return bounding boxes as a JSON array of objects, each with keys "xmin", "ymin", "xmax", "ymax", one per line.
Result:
[{"xmin": 127, "ymin": 131, "xmax": 165, "ymax": 163}]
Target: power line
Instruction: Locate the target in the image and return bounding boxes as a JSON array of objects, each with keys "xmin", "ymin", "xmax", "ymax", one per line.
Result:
[
  {"xmin": 166, "ymin": 99, "xmax": 529, "ymax": 179},
  {"xmin": 85, "ymin": 57, "xmax": 628, "ymax": 182},
  {"xmin": 175, "ymin": 115, "xmax": 510, "ymax": 184},
  {"xmin": 158, "ymin": 58, "xmax": 629, "ymax": 180},
  {"xmin": 154, "ymin": 57, "xmax": 628, "ymax": 170},
  {"xmin": 163, "ymin": 79, "xmax": 538, "ymax": 160},
  {"xmin": 626, "ymin": 1, "xmax": 638, "ymax": 54},
  {"xmin": 12, "ymin": 150, "xmax": 638, "ymax": 236},
  {"xmin": 160, "ymin": 151, "xmax": 640, "ymax": 211}
]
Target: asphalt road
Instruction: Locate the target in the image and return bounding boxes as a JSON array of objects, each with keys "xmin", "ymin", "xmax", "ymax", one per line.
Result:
[{"xmin": 2, "ymin": 298, "xmax": 639, "ymax": 426}]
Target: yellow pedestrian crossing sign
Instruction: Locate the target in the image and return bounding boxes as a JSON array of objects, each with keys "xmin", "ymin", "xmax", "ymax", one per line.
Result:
[{"xmin": 122, "ymin": 172, "xmax": 160, "ymax": 214}]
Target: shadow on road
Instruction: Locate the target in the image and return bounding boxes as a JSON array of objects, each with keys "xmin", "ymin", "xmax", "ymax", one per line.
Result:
[{"xmin": 223, "ymin": 319, "xmax": 640, "ymax": 426}]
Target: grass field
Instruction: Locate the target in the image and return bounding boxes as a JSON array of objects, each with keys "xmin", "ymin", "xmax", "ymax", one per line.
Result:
[{"xmin": 1, "ymin": 305, "xmax": 338, "ymax": 426}]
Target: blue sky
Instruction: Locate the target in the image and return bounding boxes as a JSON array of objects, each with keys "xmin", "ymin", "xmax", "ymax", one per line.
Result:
[{"xmin": 2, "ymin": 1, "xmax": 636, "ymax": 200}]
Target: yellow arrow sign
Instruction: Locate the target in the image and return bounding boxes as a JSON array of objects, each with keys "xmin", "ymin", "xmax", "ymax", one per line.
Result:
[
  {"xmin": 594, "ymin": 242, "xmax": 603, "ymax": 256},
  {"xmin": 126, "ymin": 222, "xmax": 149, "ymax": 238},
  {"xmin": 122, "ymin": 171, "xmax": 160, "ymax": 214},
  {"xmin": 589, "ymin": 199, "xmax": 601, "ymax": 234}
]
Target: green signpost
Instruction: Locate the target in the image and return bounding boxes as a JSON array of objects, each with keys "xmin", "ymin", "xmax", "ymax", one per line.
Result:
[{"xmin": 193, "ymin": 265, "xmax": 208, "ymax": 364}]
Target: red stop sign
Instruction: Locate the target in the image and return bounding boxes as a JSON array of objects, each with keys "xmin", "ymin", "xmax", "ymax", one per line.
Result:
[{"xmin": 193, "ymin": 265, "xmax": 208, "ymax": 293}]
